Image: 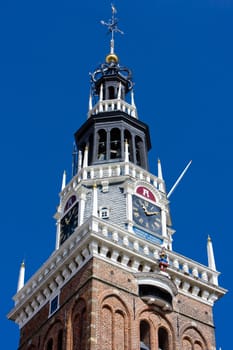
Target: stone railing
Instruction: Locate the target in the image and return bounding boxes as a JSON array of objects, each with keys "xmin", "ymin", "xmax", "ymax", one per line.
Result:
[
  {"xmin": 9, "ymin": 216, "xmax": 225, "ymax": 329},
  {"xmin": 90, "ymin": 219, "xmax": 225, "ymax": 305},
  {"xmin": 90, "ymin": 218, "xmax": 220, "ymax": 285},
  {"xmin": 60, "ymin": 162, "xmax": 165, "ymax": 201},
  {"xmin": 88, "ymin": 98, "xmax": 137, "ymax": 119}
]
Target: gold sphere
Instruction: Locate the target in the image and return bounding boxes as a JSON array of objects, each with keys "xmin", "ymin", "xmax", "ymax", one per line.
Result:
[{"xmin": 106, "ymin": 53, "xmax": 118, "ymax": 64}]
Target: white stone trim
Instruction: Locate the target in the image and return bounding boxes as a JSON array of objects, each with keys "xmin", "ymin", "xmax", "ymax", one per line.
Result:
[{"xmin": 8, "ymin": 217, "xmax": 226, "ymax": 329}]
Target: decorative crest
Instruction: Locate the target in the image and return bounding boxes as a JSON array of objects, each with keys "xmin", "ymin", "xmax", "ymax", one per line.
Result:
[{"xmin": 100, "ymin": 4, "xmax": 124, "ymax": 54}]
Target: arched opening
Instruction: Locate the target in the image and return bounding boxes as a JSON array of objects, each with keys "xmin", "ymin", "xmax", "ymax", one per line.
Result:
[
  {"xmin": 140, "ymin": 320, "xmax": 150, "ymax": 350},
  {"xmin": 46, "ymin": 338, "xmax": 53, "ymax": 350},
  {"xmin": 135, "ymin": 135, "xmax": 144, "ymax": 167},
  {"xmin": 108, "ymin": 86, "xmax": 115, "ymax": 99},
  {"xmin": 72, "ymin": 302, "xmax": 87, "ymax": 350},
  {"xmin": 57, "ymin": 330, "xmax": 63, "ymax": 350},
  {"xmin": 158, "ymin": 327, "xmax": 169, "ymax": 350},
  {"xmin": 97, "ymin": 129, "xmax": 107, "ymax": 160},
  {"xmin": 124, "ymin": 130, "xmax": 133, "ymax": 161},
  {"xmin": 110, "ymin": 128, "xmax": 121, "ymax": 159},
  {"xmin": 194, "ymin": 342, "xmax": 204, "ymax": 350},
  {"xmin": 182, "ymin": 337, "xmax": 192, "ymax": 350}
]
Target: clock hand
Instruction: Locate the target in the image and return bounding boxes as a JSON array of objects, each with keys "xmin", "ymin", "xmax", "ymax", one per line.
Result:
[
  {"xmin": 142, "ymin": 204, "xmax": 148, "ymax": 215},
  {"xmin": 65, "ymin": 216, "xmax": 71, "ymax": 225},
  {"xmin": 142, "ymin": 204, "xmax": 159, "ymax": 216},
  {"xmin": 147, "ymin": 211, "xmax": 159, "ymax": 216}
]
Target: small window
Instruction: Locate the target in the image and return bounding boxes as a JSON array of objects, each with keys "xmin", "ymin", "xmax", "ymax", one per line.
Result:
[
  {"xmin": 99, "ymin": 207, "xmax": 109, "ymax": 219},
  {"xmin": 50, "ymin": 295, "xmax": 59, "ymax": 316}
]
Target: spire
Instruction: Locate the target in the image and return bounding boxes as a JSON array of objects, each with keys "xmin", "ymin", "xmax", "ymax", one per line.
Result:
[
  {"xmin": 83, "ymin": 145, "xmax": 89, "ymax": 168},
  {"xmin": 158, "ymin": 158, "xmax": 166, "ymax": 193},
  {"xmin": 17, "ymin": 260, "xmax": 25, "ymax": 292},
  {"xmin": 72, "ymin": 143, "xmax": 78, "ymax": 176},
  {"xmin": 157, "ymin": 158, "xmax": 163, "ymax": 180},
  {"xmin": 90, "ymin": 5, "xmax": 133, "ymax": 110},
  {"xmin": 88, "ymin": 90, "xmax": 93, "ymax": 111},
  {"xmin": 61, "ymin": 170, "xmax": 66, "ymax": 191},
  {"xmin": 101, "ymin": 4, "xmax": 123, "ymax": 59},
  {"xmin": 131, "ymin": 89, "xmax": 136, "ymax": 107},
  {"xmin": 207, "ymin": 235, "xmax": 216, "ymax": 271}
]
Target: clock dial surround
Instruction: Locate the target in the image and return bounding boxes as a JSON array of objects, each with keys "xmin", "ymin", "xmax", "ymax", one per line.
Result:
[
  {"xmin": 132, "ymin": 195, "xmax": 161, "ymax": 235},
  {"xmin": 60, "ymin": 202, "xmax": 79, "ymax": 245}
]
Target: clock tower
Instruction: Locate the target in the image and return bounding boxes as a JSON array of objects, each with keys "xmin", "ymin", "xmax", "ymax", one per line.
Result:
[{"xmin": 8, "ymin": 7, "xmax": 226, "ymax": 350}]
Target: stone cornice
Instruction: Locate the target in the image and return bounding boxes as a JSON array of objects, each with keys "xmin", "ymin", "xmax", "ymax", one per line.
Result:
[{"xmin": 8, "ymin": 216, "xmax": 227, "ymax": 329}]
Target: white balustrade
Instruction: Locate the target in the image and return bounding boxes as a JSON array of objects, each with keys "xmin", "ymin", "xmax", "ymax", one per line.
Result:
[
  {"xmin": 183, "ymin": 262, "xmax": 189, "ymax": 274},
  {"xmin": 100, "ymin": 245, "xmax": 109, "ymax": 257},
  {"xmin": 192, "ymin": 286, "xmax": 200, "ymax": 297},
  {"xmin": 201, "ymin": 271, "xmax": 208, "ymax": 282},
  {"xmin": 133, "ymin": 241, "xmax": 139, "ymax": 251},
  {"xmin": 142, "ymin": 264, "xmax": 151, "ymax": 272},
  {"xmin": 192, "ymin": 266, "xmax": 199, "ymax": 278},
  {"xmin": 121, "ymin": 254, "xmax": 130, "ymax": 266},
  {"xmin": 111, "ymin": 250, "xmax": 120, "ymax": 262},
  {"xmin": 88, "ymin": 99, "xmax": 137, "ymax": 119},
  {"xmin": 123, "ymin": 235, "xmax": 129, "ymax": 247},
  {"xmin": 12, "ymin": 215, "xmax": 222, "ymax": 329}
]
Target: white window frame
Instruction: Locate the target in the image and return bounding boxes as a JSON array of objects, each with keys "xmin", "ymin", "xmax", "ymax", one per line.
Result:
[{"xmin": 99, "ymin": 206, "xmax": 110, "ymax": 219}]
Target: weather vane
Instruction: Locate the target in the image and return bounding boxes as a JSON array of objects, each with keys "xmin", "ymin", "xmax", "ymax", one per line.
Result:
[{"xmin": 100, "ymin": 4, "xmax": 124, "ymax": 54}]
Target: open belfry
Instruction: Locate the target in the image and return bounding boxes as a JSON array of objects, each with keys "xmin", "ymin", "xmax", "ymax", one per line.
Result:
[{"xmin": 8, "ymin": 6, "xmax": 226, "ymax": 350}]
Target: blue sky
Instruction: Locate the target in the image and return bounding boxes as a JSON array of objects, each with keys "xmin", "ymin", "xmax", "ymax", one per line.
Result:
[{"xmin": 1, "ymin": 1, "xmax": 232, "ymax": 349}]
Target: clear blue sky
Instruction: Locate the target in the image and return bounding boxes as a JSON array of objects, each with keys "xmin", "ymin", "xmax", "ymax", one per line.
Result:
[{"xmin": 1, "ymin": 1, "xmax": 232, "ymax": 349}]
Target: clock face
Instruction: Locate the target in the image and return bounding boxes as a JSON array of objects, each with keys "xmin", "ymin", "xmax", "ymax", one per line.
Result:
[
  {"xmin": 60, "ymin": 202, "xmax": 79, "ymax": 245},
  {"xmin": 132, "ymin": 195, "xmax": 161, "ymax": 235}
]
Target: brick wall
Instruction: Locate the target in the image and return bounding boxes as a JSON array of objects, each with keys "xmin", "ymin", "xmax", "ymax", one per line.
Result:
[{"xmin": 18, "ymin": 257, "xmax": 216, "ymax": 350}]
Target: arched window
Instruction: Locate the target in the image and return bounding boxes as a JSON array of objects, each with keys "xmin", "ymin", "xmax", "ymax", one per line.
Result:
[
  {"xmin": 182, "ymin": 337, "xmax": 192, "ymax": 350},
  {"xmin": 124, "ymin": 130, "xmax": 133, "ymax": 162},
  {"xmin": 194, "ymin": 341, "xmax": 204, "ymax": 350},
  {"xmin": 98, "ymin": 129, "xmax": 107, "ymax": 160},
  {"xmin": 108, "ymin": 86, "xmax": 115, "ymax": 99},
  {"xmin": 72, "ymin": 300, "xmax": 88, "ymax": 350},
  {"xmin": 158, "ymin": 327, "xmax": 169, "ymax": 350},
  {"xmin": 57, "ymin": 330, "xmax": 63, "ymax": 350},
  {"xmin": 135, "ymin": 135, "xmax": 144, "ymax": 166},
  {"xmin": 140, "ymin": 320, "xmax": 150, "ymax": 350},
  {"xmin": 110, "ymin": 128, "xmax": 121, "ymax": 159},
  {"xmin": 46, "ymin": 338, "xmax": 53, "ymax": 350}
]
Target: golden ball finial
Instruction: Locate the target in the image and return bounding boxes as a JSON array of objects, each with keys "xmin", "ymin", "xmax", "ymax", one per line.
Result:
[{"xmin": 106, "ymin": 53, "xmax": 118, "ymax": 64}]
